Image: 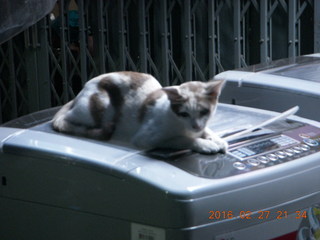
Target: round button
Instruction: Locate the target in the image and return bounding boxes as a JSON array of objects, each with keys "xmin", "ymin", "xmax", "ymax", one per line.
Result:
[
  {"xmin": 267, "ymin": 153, "xmax": 278, "ymax": 161},
  {"xmin": 292, "ymin": 146, "xmax": 302, "ymax": 153},
  {"xmin": 257, "ymin": 156, "xmax": 270, "ymax": 164},
  {"xmin": 300, "ymin": 144, "xmax": 311, "ymax": 151},
  {"xmin": 275, "ymin": 151, "xmax": 287, "ymax": 159},
  {"xmin": 247, "ymin": 159, "xmax": 260, "ymax": 166},
  {"xmin": 303, "ymin": 138, "xmax": 319, "ymax": 147},
  {"xmin": 284, "ymin": 148, "xmax": 295, "ymax": 157},
  {"xmin": 233, "ymin": 162, "xmax": 246, "ymax": 170}
]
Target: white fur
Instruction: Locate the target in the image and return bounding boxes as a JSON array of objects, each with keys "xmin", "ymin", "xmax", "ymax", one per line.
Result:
[
  {"xmin": 132, "ymin": 82, "xmax": 228, "ymax": 154},
  {"xmin": 52, "ymin": 72, "xmax": 228, "ymax": 154}
]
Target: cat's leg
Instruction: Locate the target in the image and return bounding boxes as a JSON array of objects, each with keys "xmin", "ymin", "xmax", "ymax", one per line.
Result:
[
  {"xmin": 131, "ymin": 122, "xmax": 159, "ymax": 149},
  {"xmin": 86, "ymin": 122, "xmax": 115, "ymax": 140},
  {"xmin": 201, "ymin": 127, "xmax": 228, "ymax": 153},
  {"xmin": 133, "ymin": 124, "xmax": 227, "ymax": 154},
  {"xmin": 156, "ymin": 136, "xmax": 224, "ymax": 154},
  {"xmin": 132, "ymin": 119, "xmax": 227, "ymax": 154}
]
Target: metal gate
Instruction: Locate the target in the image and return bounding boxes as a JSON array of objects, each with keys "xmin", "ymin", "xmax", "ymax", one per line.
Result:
[{"xmin": 0, "ymin": 0, "xmax": 319, "ymax": 124}]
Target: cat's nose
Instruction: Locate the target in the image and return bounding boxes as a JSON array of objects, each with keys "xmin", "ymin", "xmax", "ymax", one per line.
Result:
[{"xmin": 192, "ymin": 123, "xmax": 201, "ymax": 131}]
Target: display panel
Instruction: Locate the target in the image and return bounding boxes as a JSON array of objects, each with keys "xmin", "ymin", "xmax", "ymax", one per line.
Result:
[{"xmin": 230, "ymin": 135, "xmax": 299, "ymax": 160}]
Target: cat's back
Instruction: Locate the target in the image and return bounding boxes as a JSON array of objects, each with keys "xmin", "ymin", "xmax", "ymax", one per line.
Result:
[
  {"xmin": 74, "ymin": 71, "xmax": 161, "ymax": 111},
  {"xmin": 83, "ymin": 71, "xmax": 160, "ymax": 96},
  {"xmin": 55, "ymin": 71, "xmax": 161, "ymax": 129}
]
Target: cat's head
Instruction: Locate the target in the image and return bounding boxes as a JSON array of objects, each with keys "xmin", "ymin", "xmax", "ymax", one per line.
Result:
[{"xmin": 163, "ymin": 80, "xmax": 224, "ymax": 132}]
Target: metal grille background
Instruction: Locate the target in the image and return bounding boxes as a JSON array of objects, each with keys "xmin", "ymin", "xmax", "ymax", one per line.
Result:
[{"xmin": 0, "ymin": 0, "xmax": 319, "ymax": 124}]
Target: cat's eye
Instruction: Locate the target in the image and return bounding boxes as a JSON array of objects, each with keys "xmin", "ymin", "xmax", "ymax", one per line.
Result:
[
  {"xmin": 200, "ymin": 109, "xmax": 210, "ymax": 116},
  {"xmin": 178, "ymin": 112, "xmax": 190, "ymax": 118}
]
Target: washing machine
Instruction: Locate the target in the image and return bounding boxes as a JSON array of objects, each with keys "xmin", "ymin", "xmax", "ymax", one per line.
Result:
[
  {"xmin": 0, "ymin": 104, "xmax": 320, "ymax": 240},
  {"xmin": 217, "ymin": 53, "xmax": 320, "ymax": 121}
]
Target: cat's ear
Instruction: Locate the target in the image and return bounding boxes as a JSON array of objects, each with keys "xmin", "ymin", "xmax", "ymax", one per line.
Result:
[
  {"xmin": 163, "ymin": 87, "xmax": 186, "ymax": 103},
  {"xmin": 205, "ymin": 80, "xmax": 225, "ymax": 101}
]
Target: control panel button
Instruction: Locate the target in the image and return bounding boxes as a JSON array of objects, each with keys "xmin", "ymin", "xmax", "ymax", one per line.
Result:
[
  {"xmin": 257, "ymin": 156, "xmax": 269, "ymax": 164},
  {"xmin": 303, "ymin": 138, "xmax": 319, "ymax": 147},
  {"xmin": 300, "ymin": 144, "xmax": 311, "ymax": 151},
  {"xmin": 275, "ymin": 151, "xmax": 287, "ymax": 159},
  {"xmin": 292, "ymin": 146, "xmax": 302, "ymax": 153},
  {"xmin": 247, "ymin": 159, "xmax": 260, "ymax": 166},
  {"xmin": 233, "ymin": 162, "xmax": 246, "ymax": 170},
  {"xmin": 267, "ymin": 153, "xmax": 278, "ymax": 161},
  {"xmin": 284, "ymin": 149, "xmax": 295, "ymax": 157}
]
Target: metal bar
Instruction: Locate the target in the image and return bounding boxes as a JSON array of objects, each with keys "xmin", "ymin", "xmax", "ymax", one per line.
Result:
[
  {"xmin": 192, "ymin": 55, "xmax": 206, "ymax": 82},
  {"xmin": 241, "ymin": 1, "xmax": 251, "ymax": 19},
  {"xmin": 183, "ymin": 0, "xmax": 192, "ymax": 82},
  {"xmin": 260, "ymin": 0, "xmax": 269, "ymax": 63},
  {"xmin": 279, "ymin": 0, "xmax": 288, "ymax": 12},
  {"xmin": 0, "ymin": 87, "xmax": 3, "ymax": 123},
  {"xmin": 269, "ymin": 1, "xmax": 273, "ymax": 61},
  {"xmin": 233, "ymin": 0, "xmax": 241, "ymax": 68},
  {"xmin": 0, "ymin": 60, "xmax": 2, "ymax": 123},
  {"xmin": 296, "ymin": 1, "xmax": 302, "ymax": 56},
  {"xmin": 138, "ymin": 0, "xmax": 148, "ymax": 72},
  {"xmin": 215, "ymin": 1, "xmax": 223, "ymax": 73},
  {"xmin": 59, "ymin": 0, "xmax": 69, "ymax": 103},
  {"xmin": 25, "ymin": 54, "xmax": 39, "ymax": 112},
  {"xmin": 288, "ymin": 0, "xmax": 297, "ymax": 57},
  {"xmin": 296, "ymin": 2, "xmax": 307, "ymax": 20},
  {"xmin": 37, "ymin": 17, "xmax": 51, "ymax": 109},
  {"xmin": 315, "ymin": 0, "xmax": 320, "ymax": 52},
  {"xmin": 8, "ymin": 40, "xmax": 17, "ymax": 119},
  {"xmin": 155, "ymin": 0, "xmax": 169, "ymax": 85},
  {"xmin": 118, "ymin": 0, "xmax": 126, "ymax": 70},
  {"xmin": 25, "ymin": 27, "xmax": 40, "ymax": 112},
  {"xmin": 241, "ymin": 2, "xmax": 247, "ymax": 67},
  {"xmin": 268, "ymin": 1, "xmax": 279, "ymax": 19},
  {"xmin": 78, "ymin": 0, "xmax": 88, "ymax": 86},
  {"xmin": 91, "ymin": 1, "xmax": 106, "ymax": 74},
  {"xmin": 208, "ymin": 0, "xmax": 216, "ymax": 77}
]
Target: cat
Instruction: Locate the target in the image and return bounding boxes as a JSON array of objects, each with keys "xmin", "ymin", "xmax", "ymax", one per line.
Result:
[{"xmin": 52, "ymin": 71, "xmax": 228, "ymax": 154}]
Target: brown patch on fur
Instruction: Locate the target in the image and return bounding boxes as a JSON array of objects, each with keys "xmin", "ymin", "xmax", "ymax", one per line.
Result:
[
  {"xmin": 139, "ymin": 89, "xmax": 164, "ymax": 122},
  {"xmin": 182, "ymin": 81, "xmax": 203, "ymax": 92},
  {"xmin": 99, "ymin": 77, "xmax": 124, "ymax": 109},
  {"xmin": 205, "ymin": 80, "xmax": 225, "ymax": 103},
  {"xmin": 89, "ymin": 93, "xmax": 105, "ymax": 126},
  {"xmin": 96, "ymin": 76, "xmax": 124, "ymax": 139},
  {"xmin": 120, "ymin": 71, "xmax": 150, "ymax": 90},
  {"xmin": 162, "ymin": 87, "xmax": 187, "ymax": 115}
]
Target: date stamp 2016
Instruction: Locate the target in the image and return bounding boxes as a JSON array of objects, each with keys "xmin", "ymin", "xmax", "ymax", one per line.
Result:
[{"xmin": 208, "ymin": 210, "xmax": 307, "ymax": 220}]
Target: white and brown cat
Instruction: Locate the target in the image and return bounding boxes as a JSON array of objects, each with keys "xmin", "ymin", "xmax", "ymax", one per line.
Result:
[{"xmin": 52, "ymin": 71, "xmax": 228, "ymax": 154}]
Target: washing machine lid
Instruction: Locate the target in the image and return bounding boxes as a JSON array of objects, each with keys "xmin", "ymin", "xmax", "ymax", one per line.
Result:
[
  {"xmin": 238, "ymin": 53, "xmax": 320, "ymax": 83},
  {"xmin": 1, "ymin": 104, "xmax": 320, "ymax": 202}
]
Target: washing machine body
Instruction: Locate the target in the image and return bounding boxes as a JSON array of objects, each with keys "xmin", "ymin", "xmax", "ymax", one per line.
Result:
[{"xmin": 1, "ymin": 104, "xmax": 320, "ymax": 240}]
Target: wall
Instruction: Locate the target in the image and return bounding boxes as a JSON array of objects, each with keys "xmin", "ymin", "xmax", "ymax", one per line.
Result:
[{"xmin": 0, "ymin": 0, "xmax": 318, "ymax": 123}]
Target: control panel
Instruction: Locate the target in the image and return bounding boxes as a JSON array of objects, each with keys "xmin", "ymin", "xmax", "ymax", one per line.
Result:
[
  {"xmin": 229, "ymin": 124, "xmax": 320, "ymax": 173},
  {"xmin": 149, "ymin": 121, "xmax": 320, "ymax": 179}
]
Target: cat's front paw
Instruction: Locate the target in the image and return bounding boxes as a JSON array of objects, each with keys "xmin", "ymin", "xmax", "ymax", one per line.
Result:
[
  {"xmin": 192, "ymin": 138, "xmax": 223, "ymax": 154},
  {"xmin": 202, "ymin": 131, "xmax": 228, "ymax": 153},
  {"xmin": 216, "ymin": 138, "xmax": 228, "ymax": 153}
]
